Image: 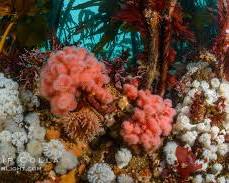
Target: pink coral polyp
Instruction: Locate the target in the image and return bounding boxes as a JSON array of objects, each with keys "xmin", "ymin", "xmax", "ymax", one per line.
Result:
[
  {"xmin": 123, "ymin": 84, "xmax": 138, "ymax": 100},
  {"xmin": 53, "ymin": 74, "xmax": 73, "ymax": 92},
  {"xmin": 51, "ymin": 93, "xmax": 77, "ymax": 115},
  {"xmin": 121, "ymin": 84, "xmax": 176, "ymax": 151},
  {"xmin": 40, "ymin": 46, "xmax": 113, "ymax": 115}
]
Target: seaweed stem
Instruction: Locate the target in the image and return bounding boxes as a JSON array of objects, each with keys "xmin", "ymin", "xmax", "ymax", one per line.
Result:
[
  {"xmin": 143, "ymin": 9, "xmax": 160, "ymax": 90},
  {"xmin": 0, "ymin": 21, "xmax": 14, "ymax": 54},
  {"xmin": 159, "ymin": 0, "xmax": 177, "ymax": 96}
]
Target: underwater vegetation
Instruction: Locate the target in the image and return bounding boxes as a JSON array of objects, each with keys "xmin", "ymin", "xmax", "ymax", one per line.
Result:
[{"xmin": 0, "ymin": 0, "xmax": 228, "ymax": 183}]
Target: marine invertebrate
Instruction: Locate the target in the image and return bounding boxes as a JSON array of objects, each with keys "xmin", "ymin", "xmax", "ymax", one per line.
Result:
[
  {"xmin": 87, "ymin": 163, "xmax": 115, "ymax": 183},
  {"xmin": 45, "ymin": 128, "xmax": 61, "ymax": 140},
  {"xmin": 205, "ymin": 174, "xmax": 216, "ymax": 183},
  {"xmin": 115, "ymin": 148, "xmax": 132, "ymax": 169},
  {"xmin": 163, "ymin": 141, "xmax": 178, "ymax": 165},
  {"xmin": 165, "ymin": 69, "xmax": 229, "ymax": 180},
  {"xmin": 24, "ymin": 112, "xmax": 40, "ymax": 126},
  {"xmin": 117, "ymin": 174, "xmax": 134, "ymax": 183},
  {"xmin": 26, "ymin": 140, "xmax": 43, "ymax": 158},
  {"xmin": 28, "ymin": 125, "xmax": 46, "ymax": 140},
  {"xmin": 0, "ymin": 73, "xmax": 23, "ymax": 123},
  {"xmin": 17, "ymin": 151, "xmax": 36, "ymax": 168},
  {"xmin": 20, "ymin": 90, "xmax": 40, "ymax": 111},
  {"xmin": 61, "ymin": 107, "xmax": 104, "ymax": 142},
  {"xmin": 40, "ymin": 46, "xmax": 113, "ymax": 115},
  {"xmin": 54, "ymin": 151, "xmax": 78, "ymax": 175},
  {"xmin": 0, "ymin": 130, "xmax": 12, "ymax": 143},
  {"xmin": 42, "ymin": 139, "xmax": 64, "ymax": 162},
  {"xmin": 192, "ymin": 174, "xmax": 204, "ymax": 183},
  {"xmin": 121, "ymin": 84, "xmax": 176, "ymax": 151},
  {"xmin": 211, "ymin": 163, "xmax": 223, "ymax": 175},
  {"xmin": 11, "ymin": 131, "xmax": 28, "ymax": 147},
  {"xmin": 0, "ymin": 143, "xmax": 16, "ymax": 166}
]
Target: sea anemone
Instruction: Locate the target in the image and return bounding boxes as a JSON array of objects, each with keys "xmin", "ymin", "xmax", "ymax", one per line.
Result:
[
  {"xmin": 0, "ymin": 130, "xmax": 12, "ymax": 143},
  {"xmin": 0, "ymin": 73, "xmax": 23, "ymax": 123},
  {"xmin": 24, "ymin": 112, "xmax": 40, "ymax": 126},
  {"xmin": 11, "ymin": 131, "xmax": 28, "ymax": 147},
  {"xmin": 17, "ymin": 151, "xmax": 36, "ymax": 169},
  {"xmin": 87, "ymin": 163, "xmax": 116, "ymax": 183},
  {"xmin": 117, "ymin": 174, "xmax": 134, "ymax": 183},
  {"xmin": 28, "ymin": 125, "xmax": 46, "ymax": 141},
  {"xmin": 166, "ymin": 73, "xmax": 229, "ymax": 179},
  {"xmin": 0, "ymin": 143, "xmax": 16, "ymax": 166},
  {"xmin": 121, "ymin": 84, "xmax": 176, "ymax": 151},
  {"xmin": 163, "ymin": 141, "xmax": 178, "ymax": 165},
  {"xmin": 61, "ymin": 107, "xmax": 104, "ymax": 142},
  {"xmin": 42, "ymin": 139, "xmax": 64, "ymax": 162},
  {"xmin": 20, "ymin": 90, "xmax": 40, "ymax": 111},
  {"xmin": 115, "ymin": 148, "xmax": 132, "ymax": 169},
  {"xmin": 26, "ymin": 140, "xmax": 43, "ymax": 158},
  {"xmin": 40, "ymin": 46, "xmax": 113, "ymax": 115},
  {"xmin": 54, "ymin": 151, "xmax": 78, "ymax": 175}
]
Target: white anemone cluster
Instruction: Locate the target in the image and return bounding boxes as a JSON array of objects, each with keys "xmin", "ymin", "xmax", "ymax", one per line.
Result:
[
  {"xmin": 0, "ymin": 73, "xmax": 78, "ymax": 175},
  {"xmin": 166, "ymin": 77, "xmax": 229, "ymax": 181},
  {"xmin": 42, "ymin": 139, "xmax": 79, "ymax": 174},
  {"xmin": 0, "ymin": 73, "xmax": 23, "ymax": 124},
  {"xmin": 87, "ymin": 163, "xmax": 116, "ymax": 183},
  {"xmin": 0, "ymin": 112, "xmax": 46, "ymax": 169}
]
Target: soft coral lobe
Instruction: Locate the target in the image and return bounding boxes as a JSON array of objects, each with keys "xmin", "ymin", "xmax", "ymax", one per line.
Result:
[
  {"xmin": 40, "ymin": 46, "xmax": 113, "ymax": 115},
  {"xmin": 121, "ymin": 84, "xmax": 176, "ymax": 151}
]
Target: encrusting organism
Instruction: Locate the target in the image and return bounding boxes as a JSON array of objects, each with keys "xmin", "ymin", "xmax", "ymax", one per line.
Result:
[
  {"xmin": 121, "ymin": 84, "xmax": 176, "ymax": 151},
  {"xmin": 87, "ymin": 163, "xmax": 116, "ymax": 183},
  {"xmin": 40, "ymin": 46, "xmax": 113, "ymax": 115}
]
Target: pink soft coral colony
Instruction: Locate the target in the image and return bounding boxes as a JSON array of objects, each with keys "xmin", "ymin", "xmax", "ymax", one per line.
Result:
[
  {"xmin": 121, "ymin": 84, "xmax": 176, "ymax": 151},
  {"xmin": 40, "ymin": 46, "xmax": 113, "ymax": 115}
]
